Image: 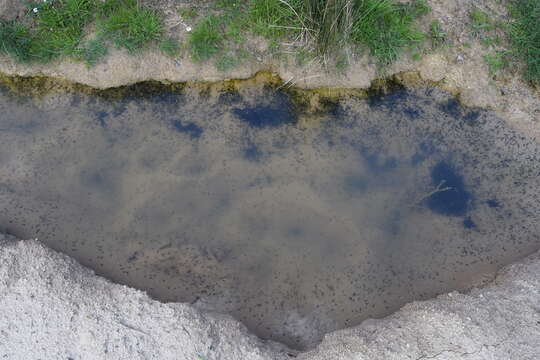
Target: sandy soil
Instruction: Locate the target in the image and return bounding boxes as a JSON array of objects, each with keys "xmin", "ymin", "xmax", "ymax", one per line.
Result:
[{"xmin": 1, "ymin": 233, "xmax": 539, "ymax": 359}]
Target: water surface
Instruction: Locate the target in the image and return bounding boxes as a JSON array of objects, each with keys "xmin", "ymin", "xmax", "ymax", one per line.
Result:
[{"xmin": 0, "ymin": 83, "xmax": 539, "ymax": 348}]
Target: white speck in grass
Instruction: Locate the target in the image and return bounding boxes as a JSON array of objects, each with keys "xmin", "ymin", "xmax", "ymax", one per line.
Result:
[
  {"xmin": 186, "ymin": 26, "xmax": 192, "ymax": 32},
  {"xmin": 33, "ymin": 7, "xmax": 38, "ymax": 13}
]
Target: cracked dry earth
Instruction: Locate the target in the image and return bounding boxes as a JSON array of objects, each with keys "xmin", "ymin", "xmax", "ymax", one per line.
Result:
[{"xmin": 1, "ymin": 234, "xmax": 539, "ymax": 360}]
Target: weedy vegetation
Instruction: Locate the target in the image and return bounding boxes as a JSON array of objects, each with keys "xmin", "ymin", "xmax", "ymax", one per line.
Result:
[
  {"xmin": 188, "ymin": 15, "xmax": 224, "ymax": 62},
  {"xmin": 0, "ymin": 0, "xmax": 174, "ymax": 65},
  {"xmin": 484, "ymin": 50, "xmax": 510, "ymax": 74},
  {"xmin": 0, "ymin": 21, "xmax": 32, "ymax": 62},
  {"xmin": 160, "ymin": 38, "xmax": 181, "ymax": 57},
  {"xmin": 508, "ymin": 0, "xmax": 540, "ymax": 84},
  {"xmin": 429, "ymin": 20, "xmax": 447, "ymax": 48},
  {"xmin": 469, "ymin": 8, "xmax": 494, "ymax": 36},
  {"xmin": 98, "ymin": 0, "xmax": 163, "ymax": 53},
  {"xmin": 244, "ymin": 0, "xmax": 431, "ymax": 66},
  {"xmin": 1, "ymin": 0, "xmax": 538, "ymax": 84},
  {"xmin": 76, "ymin": 38, "xmax": 108, "ymax": 66},
  {"xmin": 465, "ymin": 1, "xmax": 539, "ymax": 84}
]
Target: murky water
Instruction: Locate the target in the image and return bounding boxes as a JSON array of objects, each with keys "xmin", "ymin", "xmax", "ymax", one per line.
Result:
[{"xmin": 0, "ymin": 82, "xmax": 539, "ymax": 349}]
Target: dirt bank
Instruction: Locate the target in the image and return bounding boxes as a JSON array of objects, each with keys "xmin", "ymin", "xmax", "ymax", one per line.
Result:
[
  {"xmin": 1, "ymin": 233, "xmax": 539, "ymax": 359},
  {"xmin": 1, "ymin": 0, "xmax": 539, "ymax": 139}
]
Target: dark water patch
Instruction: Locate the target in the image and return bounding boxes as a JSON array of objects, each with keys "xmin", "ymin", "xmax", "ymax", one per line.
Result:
[
  {"xmin": 383, "ymin": 210, "xmax": 402, "ymax": 236},
  {"xmin": 219, "ymin": 89, "xmax": 243, "ymax": 105},
  {"xmin": 87, "ymin": 97, "xmax": 127, "ymax": 121},
  {"xmin": 360, "ymin": 148, "xmax": 398, "ymax": 174},
  {"xmin": 463, "ymin": 217, "xmax": 476, "ymax": 229},
  {"xmin": 244, "ymin": 142, "xmax": 263, "ymax": 162},
  {"xmin": 344, "ymin": 175, "xmax": 369, "ymax": 194},
  {"xmin": 95, "ymin": 111, "xmax": 108, "ymax": 128},
  {"xmin": 70, "ymin": 93, "xmax": 82, "ymax": 107},
  {"xmin": 79, "ymin": 167, "xmax": 121, "ymax": 199},
  {"xmin": 95, "ymin": 81, "xmax": 185, "ymax": 102},
  {"xmin": 403, "ymin": 105, "xmax": 421, "ymax": 119},
  {"xmin": 366, "ymin": 85, "xmax": 423, "ymax": 120},
  {"xmin": 0, "ymin": 184, "xmax": 15, "ymax": 194},
  {"xmin": 411, "ymin": 141, "xmax": 437, "ymax": 166},
  {"xmin": 439, "ymin": 98, "xmax": 462, "ymax": 118},
  {"xmin": 487, "ymin": 199, "xmax": 501, "ymax": 208},
  {"xmin": 366, "ymin": 80, "xmax": 406, "ymax": 108},
  {"xmin": 313, "ymin": 97, "xmax": 341, "ymax": 116},
  {"xmin": 171, "ymin": 119, "xmax": 203, "ymax": 139},
  {"xmin": 426, "ymin": 161, "xmax": 472, "ymax": 216},
  {"xmin": 233, "ymin": 92, "xmax": 297, "ymax": 128},
  {"xmin": 463, "ymin": 110, "xmax": 481, "ymax": 126}
]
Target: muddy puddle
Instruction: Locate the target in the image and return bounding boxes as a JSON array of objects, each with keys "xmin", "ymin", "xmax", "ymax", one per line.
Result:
[{"xmin": 0, "ymin": 82, "xmax": 539, "ymax": 349}]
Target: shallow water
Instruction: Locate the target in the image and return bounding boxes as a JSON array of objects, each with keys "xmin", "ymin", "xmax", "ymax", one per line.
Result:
[{"xmin": 0, "ymin": 83, "xmax": 539, "ymax": 349}]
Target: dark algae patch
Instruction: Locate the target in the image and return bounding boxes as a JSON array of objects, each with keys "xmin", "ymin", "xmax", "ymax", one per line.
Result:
[
  {"xmin": 463, "ymin": 217, "xmax": 477, "ymax": 229},
  {"xmin": 233, "ymin": 93, "xmax": 297, "ymax": 128},
  {"xmin": 243, "ymin": 142, "xmax": 264, "ymax": 162},
  {"xmin": 426, "ymin": 161, "xmax": 472, "ymax": 217},
  {"xmin": 171, "ymin": 119, "xmax": 203, "ymax": 139}
]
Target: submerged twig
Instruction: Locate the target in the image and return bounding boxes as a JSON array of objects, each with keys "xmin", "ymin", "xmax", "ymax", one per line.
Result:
[{"xmin": 410, "ymin": 180, "xmax": 452, "ymax": 209}]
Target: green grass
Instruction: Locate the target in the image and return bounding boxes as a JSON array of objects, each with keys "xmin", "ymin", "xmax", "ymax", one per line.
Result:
[
  {"xmin": 351, "ymin": 0, "xmax": 430, "ymax": 66},
  {"xmin": 469, "ymin": 8, "xmax": 494, "ymax": 36},
  {"xmin": 0, "ymin": 0, "xmax": 165, "ymax": 64},
  {"xmin": 160, "ymin": 38, "xmax": 181, "ymax": 57},
  {"xmin": 178, "ymin": 8, "xmax": 199, "ymax": 20},
  {"xmin": 28, "ymin": 0, "xmax": 95, "ymax": 62},
  {"xmin": 98, "ymin": 0, "xmax": 163, "ymax": 52},
  {"xmin": 188, "ymin": 15, "xmax": 224, "ymax": 62},
  {"xmin": 429, "ymin": 20, "xmax": 447, "ymax": 47},
  {"xmin": 508, "ymin": 0, "xmax": 540, "ymax": 84},
  {"xmin": 0, "ymin": 21, "xmax": 32, "ymax": 62},
  {"xmin": 248, "ymin": 0, "xmax": 302, "ymax": 39},
  {"xmin": 248, "ymin": 0, "xmax": 430, "ymax": 66},
  {"xmin": 485, "ymin": 50, "xmax": 510, "ymax": 74},
  {"xmin": 76, "ymin": 38, "xmax": 108, "ymax": 66},
  {"xmin": 216, "ymin": 54, "xmax": 240, "ymax": 71},
  {"xmin": 481, "ymin": 35, "xmax": 502, "ymax": 47}
]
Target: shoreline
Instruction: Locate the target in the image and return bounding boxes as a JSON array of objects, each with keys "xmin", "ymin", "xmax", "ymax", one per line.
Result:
[
  {"xmin": 1, "ymin": 43, "xmax": 539, "ymax": 140},
  {"xmin": 1, "ymin": 233, "xmax": 539, "ymax": 359}
]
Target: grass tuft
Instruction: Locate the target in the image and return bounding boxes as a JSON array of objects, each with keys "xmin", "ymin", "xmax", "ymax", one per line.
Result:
[
  {"xmin": 178, "ymin": 8, "xmax": 199, "ymax": 20},
  {"xmin": 216, "ymin": 54, "xmax": 240, "ymax": 71},
  {"xmin": 508, "ymin": 0, "xmax": 540, "ymax": 84},
  {"xmin": 469, "ymin": 8, "xmax": 493, "ymax": 36},
  {"xmin": 484, "ymin": 50, "xmax": 510, "ymax": 74},
  {"xmin": 0, "ymin": 0, "xmax": 165, "ymax": 64},
  {"xmin": 351, "ymin": 0, "xmax": 429, "ymax": 66},
  {"xmin": 30, "ymin": 0, "xmax": 96, "ymax": 62},
  {"xmin": 188, "ymin": 15, "xmax": 224, "ymax": 62},
  {"xmin": 249, "ymin": 0, "xmax": 429, "ymax": 66},
  {"xmin": 76, "ymin": 38, "xmax": 108, "ymax": 66},
  {"xmin": 429, "ymin": 20, "xmax": 447, "ymax": 48},
  {"xmin": 248, "ymin": 0, "xmax": 301, "ymax": 39},
  {"xmin": 160, "ymin": 38, "xmax": 181, "ymax": 57},
  {"xmin": 0, "ymin": 21, "xmax": 32, "ymax": 62},
  {"xmin": 99, "ymin": 0, "xmax": 163, "ymax": 52}
]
